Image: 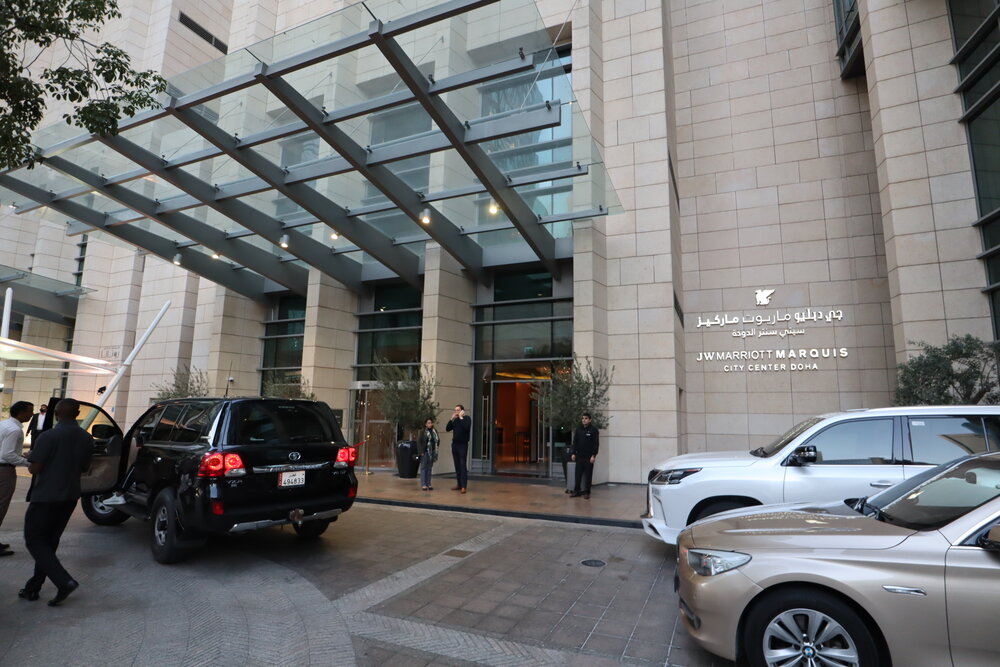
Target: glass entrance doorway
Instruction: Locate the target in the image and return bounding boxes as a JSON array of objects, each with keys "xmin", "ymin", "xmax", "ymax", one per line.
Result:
[
  {"xmin": 350, "ymin": 387, "xmax": 396, "ymax": 469},
  {"xmin": 471, "ymin": 362, "xmax": 557, "ymax": 478},
  {"xmin": 489, "ymin": 381, "xmax": 547, "ymax": 475}
]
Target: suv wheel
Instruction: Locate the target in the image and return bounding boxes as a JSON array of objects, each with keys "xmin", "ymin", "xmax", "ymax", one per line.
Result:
[
  {"xmin": 292, "ymin": 519, "xmax": 330, "ymax": 539},
  {"xmin": 744, "ymin": 589, "xmax": 879, "ymax": 667},
  {"xmin": 81, "ymin": 494, "xmax": 130, "ymax": 526},
  {"xmin": 150, "ymin": 489, "xmax": 192, "ymax": 564},
  {"xmin": 691, "ymin": 499, "xmax": 751, "ymax": 523}
]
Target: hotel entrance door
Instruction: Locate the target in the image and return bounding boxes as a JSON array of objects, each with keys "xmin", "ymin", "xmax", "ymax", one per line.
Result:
[{"xmin": 486, "ymin": 380, "xmax": 551, "ymax": 476}]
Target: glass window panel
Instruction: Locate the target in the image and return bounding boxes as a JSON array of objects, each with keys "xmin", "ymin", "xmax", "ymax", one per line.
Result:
[
  {"xmin": 553, "ymin": 300, "xmax": 572, "ymax": 317},
  {"xmin": 8, "ymin": 165, "xmax": 83, "ymax": 194},
  {"xmin": 170, "ymin": 402, "xmax": 219, "ymax": 444},
  {"xmin": 909, "ymin": 417, "xmax": 989, "ymax": 465},
  {"xmin": 475, "ymin": 326, "xmax": 493, "ymax": 359},
  {"xmin": 985, "ymin": 416, "xmax": 1000, "ymax": 450},
  {"xmin": 983, "ymin": 219, "xmax": 1000, "ymax": 250},
  {"xmin": 949, "ymin": 0, "xmax": 999, "ymax": 54},
  {"xmin": 277, "ymin": 295, "xmax": 306, "ymax": 319},
  {"xmin": 359, "ymin": 311, "xmax": 422, "ymax": 329},
  {"xmin": 492, "ymin": 321, "xmax": 551, "ymax": 358},
  {"xmin": 552, "ymin": 319, "xmax": 572, "ymax": 356},
  {"xmin": 968, "ymin": 95, "xmax": 1000, "ymax": 216},
  {"xmin": 374, "ymin": 283, "xmax": 421, "ymax": 310},
  {"xmin": 262, "ymin": 337, "xmax": 304, "ymax": 368},
  {"xmin": 494, "ymin": 272, "xmax": 552, "ymax": 301},
  {"xmin": 988, "ymin": 255, "xmax": 1000, "ymax": 285},
  {"xmin": 265, "ymin": 321, "xmax": 305, "ymax": 336},
  {"xmin": 356, "ymin": 330, "xmax": 421, "ymax": 365},
  {"xmin": 804, "ymin": 419, "xmax": 894, "ymax": 465}
]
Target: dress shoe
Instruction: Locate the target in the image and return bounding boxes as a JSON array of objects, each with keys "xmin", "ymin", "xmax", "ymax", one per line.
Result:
[
  {"xmin": 428, "ymin": 486, "xmax": 433, "ymax": 490},
  {"xmin": 569, "ymin": 491, "xmax": 580, "ymax": 497},
  {"xmin": 460, "ymin": 488, "xmax": 466, "ymax": 494},
  {"xmin": 0, "ymin": 548, "xmax": 13, "ymax": 557},
  {"xmin": 451, "ymin": 485, "xmax": 461, "ymax": 491},
  {"xmin": 47, "ymin": 579, "xmax": 79, "ymax": 606},
  {"xmin": 17, "ymin": 588, "xmax": 39, "ymax": 601},
  {"xmin": 0, "ymin": 541, "xmax": 9, "ymax": 549},
  {"xmin": 583, "ymin": 493, "xmax": 590, "ymax": 500}
]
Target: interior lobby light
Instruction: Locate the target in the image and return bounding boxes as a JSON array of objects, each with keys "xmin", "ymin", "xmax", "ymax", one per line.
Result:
[
  {"xmin": 419, "ymin": 208, "xmax": 431, "ymax": 225},
  {"xmin": 172, "ymin": 253, "xmax": 182, "ymax": 266},
  {"xmin": 279, "ymin": 234, "xmax": 289, "ymax": 248},
  {"xmin": 488, "ymin": 200, "xmax": 499, "ymax": 215}
]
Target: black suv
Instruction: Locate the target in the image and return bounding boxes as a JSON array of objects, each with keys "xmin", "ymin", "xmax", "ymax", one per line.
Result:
[{"xmin": 71, "ymin": 398, "xmax": 358, "ymax": 563}]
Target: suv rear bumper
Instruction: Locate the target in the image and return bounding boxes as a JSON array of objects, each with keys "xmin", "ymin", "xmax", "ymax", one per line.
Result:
[{"xmin": 229, "ymin": 507, "xmax": 342, "ymax": 533}]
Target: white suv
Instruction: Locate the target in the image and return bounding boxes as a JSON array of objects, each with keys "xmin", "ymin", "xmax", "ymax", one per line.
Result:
[{"xmin": 642, "ymin": 406, "xmax": 1000, "ymax": 545}]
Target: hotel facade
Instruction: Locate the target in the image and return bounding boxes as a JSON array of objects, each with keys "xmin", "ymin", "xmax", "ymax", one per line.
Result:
[{"xmin": 0, "ymin": 0, "xmax": 995, "ymax": 484}]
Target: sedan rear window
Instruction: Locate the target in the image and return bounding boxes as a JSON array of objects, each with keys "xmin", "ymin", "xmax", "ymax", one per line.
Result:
[{"xmin": 232, "ymin": 401, "xmax": 341, "ymax": 445}]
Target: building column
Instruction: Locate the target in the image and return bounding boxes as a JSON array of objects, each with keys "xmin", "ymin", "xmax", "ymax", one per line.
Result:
[
  {"xmin": 421, "ymin": 244, "xmax": 474, "ymax": 477},
  {"xmin": 859, "ymin": 0, "xmax": 991, "ymax": 357},
  {"xmin": 301, "ymin": 268, "xmax": 357, "ymax": 419},
  {"xmin": 192, "ymin": 283, "xmax": 266, "ymax": 400}
]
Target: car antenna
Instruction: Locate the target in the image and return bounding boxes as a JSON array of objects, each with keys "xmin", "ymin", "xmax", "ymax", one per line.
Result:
[{"xmin": 223, "ymin": 361, "xmax": 234, "ymax": 398}]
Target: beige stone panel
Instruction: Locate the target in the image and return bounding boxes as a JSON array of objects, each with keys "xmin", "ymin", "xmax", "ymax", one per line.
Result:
[
  {"xmin": 705, "ymin": 412, "xmax": 750, "ymax": 436},
  {"xmin": 607, "ymin": 436, "xmax": 642, "ymax": 482},
  {"xmin": 942, "ymin": 289, "xmax": 990, "ymax": 321}
]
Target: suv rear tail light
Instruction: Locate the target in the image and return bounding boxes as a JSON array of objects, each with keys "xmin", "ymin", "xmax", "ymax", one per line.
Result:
[
  {"xmin": 198, "ymin": 452, "xmax": 246, "ymax": 477},
  {"xmin": 334, "ymin": 446, "xmax": 357, "ymax": 467}
]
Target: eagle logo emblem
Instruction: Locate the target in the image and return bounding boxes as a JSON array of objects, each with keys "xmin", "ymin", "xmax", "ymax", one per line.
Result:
[{"xmin": 754, "ymin": 289, "xmax": 775, "ymax": 306}]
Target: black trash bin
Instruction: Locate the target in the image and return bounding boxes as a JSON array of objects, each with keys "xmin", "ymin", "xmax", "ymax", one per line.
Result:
[{"xmin": 396, "ymin": 440, "xmax": 420, "ymax": 478}]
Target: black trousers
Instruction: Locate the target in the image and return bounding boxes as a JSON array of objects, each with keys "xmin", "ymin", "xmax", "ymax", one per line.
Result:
[
  {"xmin": 452, "ymin": 442, "xmax": 468, "ymax": 489},
  {"xmin": 574, "ymin": 456, "xmax": 594, "ymax": 494},
  {"xmin": 23, "ymin": 499, "xmax": 78, "ymax": 591}
]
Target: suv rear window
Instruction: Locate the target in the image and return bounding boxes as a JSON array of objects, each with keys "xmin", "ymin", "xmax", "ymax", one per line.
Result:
[{"xmin": 232, "ymin": 401, "xmax": 341, "ymax": 445}]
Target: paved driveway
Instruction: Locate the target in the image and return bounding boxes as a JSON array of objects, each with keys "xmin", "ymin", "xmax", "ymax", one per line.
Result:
[{"xmin": 0, "ymin": 489, "xmax": 732, "ymax": 666}]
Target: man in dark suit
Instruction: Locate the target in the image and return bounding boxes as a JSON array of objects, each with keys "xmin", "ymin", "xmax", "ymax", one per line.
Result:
[
  {"xmin": 20, "ymin": 399, "xmax": 94, "ymax": 606},
  {"xmin": 570, "ymin": 413, "xmax": 600, "ymax": 499},
  {"xmin": 26, "ymin": 403, "xmax": 49, "ymax": 442},
  {"xmin": 446, "ymin": 404, "xmax": 472, "ymax": 494}
]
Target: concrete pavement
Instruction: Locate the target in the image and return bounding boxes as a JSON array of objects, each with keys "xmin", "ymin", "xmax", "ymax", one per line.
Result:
[{"xmin": 0, "ymin": 475, "xmax": 732, "ymax": 666}]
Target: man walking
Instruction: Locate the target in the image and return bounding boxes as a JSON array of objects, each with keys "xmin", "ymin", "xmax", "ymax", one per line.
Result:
[
  {"xmin": 570, "ymin": 413, "xmax": 600, "ymax": 499},
  {"xmin": 0, "ymin": 401, "xmax": 34, "ymax": 556},
  {"xmin": 26, "ymin": 403, "xmax": 49, "ymax": 442},
  {"xmin": 446, "ymin": 404, "xmax": 471, "ymax": 494},
  {"xmin": 20, "ymin": 399, "xmax": 93, "ymax": 606}
]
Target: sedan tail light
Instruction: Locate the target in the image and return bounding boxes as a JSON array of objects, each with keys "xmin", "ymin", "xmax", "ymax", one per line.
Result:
[
  {"xmin": 335, "ymin": 446, "xmax": 358, "ymax": 467},
  {"xmin": 198, "ymin": 452, "xmax": 246, "ymax": 477}
]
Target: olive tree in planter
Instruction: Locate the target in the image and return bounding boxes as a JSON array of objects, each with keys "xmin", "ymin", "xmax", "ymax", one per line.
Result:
[
  {"xmin": 895, "ymin": 335, "xmax": 1000, "ymax": 405},
  {"xmin": 372, "ymin": 359, "xmax": 440, "ymax": 442},
  {"xmin": 533, "ymin": 356, "xmax": 613, "ymax": 467},
  {"xmin": 151, "ymin": 366, "xmax": 209, "ymax": 401},
  {"xmin": 261, "ymin": 374, "xmax": 317, "ymax": 400}
]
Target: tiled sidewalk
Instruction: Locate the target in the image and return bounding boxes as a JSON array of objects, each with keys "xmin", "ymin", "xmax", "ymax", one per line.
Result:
[{"xmin": 355, "ymin": 470, "xmax": 647, "ymax": 528}]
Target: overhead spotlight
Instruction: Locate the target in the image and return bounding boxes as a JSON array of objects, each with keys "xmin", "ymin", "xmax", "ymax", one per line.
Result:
[
  {"xmin": 211, "ymin": 251, "xmax": 220, "ymax": 259},
  {"xmin": 279, "ymin": 234, "xmax": 289, "ymax": 249},
  {"xmin": 488, "ymin": 200, "xmax": 499, "ymax": 216},
  {"xmin": 172, "ymin": 253, "xmax": 182, "ymax": 266},
  {"xmin": 419, "ymin": 207, "xmax": 431, "ymax": 225},
  {"xmin": 330, "ymin": 231, "xmax": 339, "ymax": 240}
]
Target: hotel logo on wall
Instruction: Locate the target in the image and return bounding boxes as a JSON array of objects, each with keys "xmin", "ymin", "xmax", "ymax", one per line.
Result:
[{"xmin": 694, "ymin": 288, "xmax": 849, "ymax": 373}]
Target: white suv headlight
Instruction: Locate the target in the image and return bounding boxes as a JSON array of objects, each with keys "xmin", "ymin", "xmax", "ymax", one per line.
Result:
[
  {"xmin": 684, "ymin": 547, "xmax": 751, "ymax": 576},
  {"xmin": 651, "ymin": 468, "xmax": 701, "ymax": 485}
]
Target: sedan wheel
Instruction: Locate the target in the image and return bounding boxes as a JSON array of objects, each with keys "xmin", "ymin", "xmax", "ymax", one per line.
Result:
[
  {"xmin": 745, "ymin": 590, "xmax": 880, "ymax": 667},
  {"xmin": 763, "ymin": 608, "xmax": 858, "ymax": 666}
]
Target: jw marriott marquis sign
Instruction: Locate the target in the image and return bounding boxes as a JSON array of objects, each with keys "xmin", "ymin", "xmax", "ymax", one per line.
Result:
[{"xmin": 693, "ymin": 289, "xmax": 850, "ymax": 373}]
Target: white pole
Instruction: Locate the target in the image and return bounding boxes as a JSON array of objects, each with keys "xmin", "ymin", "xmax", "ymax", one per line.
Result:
[
  {"xmin": 82, "ymin": 300, "xmax": 171, "ymax": 428},
  {"xmin": 1, "ymin": 287, "xmax": 12, "ymax": 339}
]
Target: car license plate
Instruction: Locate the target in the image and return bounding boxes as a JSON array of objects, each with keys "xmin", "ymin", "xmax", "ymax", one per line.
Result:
[{"xmin": 279, "ymin": 470, "xmax": 305, "ymax": 487}]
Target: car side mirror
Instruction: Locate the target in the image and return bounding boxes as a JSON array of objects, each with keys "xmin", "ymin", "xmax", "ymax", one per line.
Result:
[
  {"xmin": 791, "ymin": 445, "xmax": 817, "ymax": 466},
  {"xmin": 978, "ymin": 525, "xmax": 1000, "ymax": 551}
]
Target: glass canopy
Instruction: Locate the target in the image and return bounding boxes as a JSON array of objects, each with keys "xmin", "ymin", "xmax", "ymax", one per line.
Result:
[{"xmin": 0, "ymin": 0, "xmax": 620, "ymax": 301}]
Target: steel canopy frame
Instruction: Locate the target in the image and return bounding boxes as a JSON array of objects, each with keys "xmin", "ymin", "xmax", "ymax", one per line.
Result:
[
  {"xmin": 0, "ymin": 174, "xmax": 268, "ymax": 301},
  {"xmin": 370, "ymin": 22, "xmax": 560, "ymax": 277},
  {"xmin": 3, "ymin": 0, "xmax": 612, "ymax": 299}
]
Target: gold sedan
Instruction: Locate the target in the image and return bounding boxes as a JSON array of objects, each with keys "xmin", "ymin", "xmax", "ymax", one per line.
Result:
[{"xmin": 676, "ymin": 452, "xmax": 1000, "ymax": 667}]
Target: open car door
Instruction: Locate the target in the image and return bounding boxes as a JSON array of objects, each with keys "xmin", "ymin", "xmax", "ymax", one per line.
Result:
[{"xmin": 75, "ymin": 400, "xmax": 124, "ymax": 495}]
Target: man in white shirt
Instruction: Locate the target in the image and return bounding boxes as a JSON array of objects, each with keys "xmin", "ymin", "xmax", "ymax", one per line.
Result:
[{"xmin": 0, "ymin": 400, "xmax": 33, "ymax": 556}]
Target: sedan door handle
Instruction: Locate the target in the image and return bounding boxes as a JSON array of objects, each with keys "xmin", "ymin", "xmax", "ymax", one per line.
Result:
[{"xmin": 869, "ymin": 480, "xmax": 893, "ymax": 488}]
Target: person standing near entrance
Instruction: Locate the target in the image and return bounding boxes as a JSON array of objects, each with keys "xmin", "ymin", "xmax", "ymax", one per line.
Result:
[
  {"xmin": 0, "ymin": 401, "xmax": 34, "ymax": 556},
  {"xmin": 570, "ymin": 413, "xmax": 599, "ymax": 499},
  {"xmin": 417, "ymin": 417, "xmax": 439, "ymax": 491},
  {"xmin": 20, "ymin": 399, "xmax": 94, "ymax": 606},
  {"xmin": 446, "ymin": 405, "xmax": 471, "ymax": 494},
  {"xmin": 26, "ymin": 403, "xmax": 49, "ymax": 443}
]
